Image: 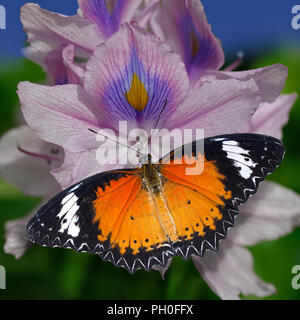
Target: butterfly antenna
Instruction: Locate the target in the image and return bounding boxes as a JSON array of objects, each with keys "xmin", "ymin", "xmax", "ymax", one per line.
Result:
[
  {"xmin": 145, "ymin": 99, "xmax": 168, "ymax": 156},
  {"xmin": 88, "ymin": 128, "xmax": 146, "ymax": 157},
  {"xmin": 152, "ymin": 99, "xmax": 168, "ymax": 134}
]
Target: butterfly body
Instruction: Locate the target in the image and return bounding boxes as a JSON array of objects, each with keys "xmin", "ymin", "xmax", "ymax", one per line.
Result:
[
  {"xmin": 27, "ymin": 134, "xmax": 285, "ymax": 273},
  {"xmin": 141, "ymin": 162, "xmax": 178, "ymax": 242},
  {"xmin": 140, "ymin": 161, "xmax": 162, "ymax": 191}
]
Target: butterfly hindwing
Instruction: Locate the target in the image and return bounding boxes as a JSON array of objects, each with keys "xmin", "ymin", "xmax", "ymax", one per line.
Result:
[
  {"xmin": 27, "ymin": 169, "xmax": 139, "ymax": 255},
  {"xmin": 100, "ymin": 186, "xmax": 173, "ymax": 272},
  {"xmin": 27, "ymin": 169, "xmax": 173, "ymax": 273}
]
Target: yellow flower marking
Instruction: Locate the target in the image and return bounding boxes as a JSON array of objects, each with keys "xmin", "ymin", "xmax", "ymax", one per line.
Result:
[{"xmin": 125, "ymin": 73, "xmax": 148, "ymax": 112}]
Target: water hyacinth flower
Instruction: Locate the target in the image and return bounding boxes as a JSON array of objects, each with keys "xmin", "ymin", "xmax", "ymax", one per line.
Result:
[
  {"xmin": 19, "ymin": 22, "xmax": 273, "ymax": 187},
  {"xmin": 0, "ymin": 125, "xmax": 64, "ymax": 257},
  {"xmin": 20, "ymin": 0, "xmax": 153, "ymax": 83},
  {"xmin": 149, "ymin": 0, "xmax": 288, "ymax": 92},
  {"xmin": 150, "ymin": 0, "xmax": 225, "ymax": 80},
  {"xmin": 0, "ymin": 0, "xmax": 299, "ymax": 300}
]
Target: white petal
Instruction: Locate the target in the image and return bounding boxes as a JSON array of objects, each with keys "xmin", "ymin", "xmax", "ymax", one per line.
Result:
[
  {"xmin": 228, "ymin": 214, "xmax": 299, "ymax": 246},
  {"xmin": 239, "ymin": 181, "xmax": 300, "ymax": 219},
  {"xmin": 0, "ymin": 126, "xmax": 62, "ymax": 196},
  {"xmin": 51, "ymin": 150, "xmax": 81, "ymax": 190},
  {"xmin": 247, "ymin": 94, "xmax": 298, "ymax": 139},
  {"xmin": 169, "ymin": 78, "xmax": 261, "ymax": 138},
  {"xmin": 18, "ymin": 82, "xmax": 105, "ymax": 153},
  {"xmin": 217, "ymin": 64, "xmax": 288, "ymax": 103},
  {"xmin": 71, "ymin": 150, "xmax": 128, "ymax": 184},
  {"xmin": 228, "ymin": 181, "xmax": 300, "ymax": 246},
  {"xmin": 192, "ymin": 241, "xmax": 276, "ymax": 299},
  {"xmin": 21, "ymin": 3, "xmax": 103, "ymax": 66},
  {"xmin": 4, "ymin": 213, "xmax": 33, "ymax": 259},
  {"xmin": 152, "ymin": 258, "xmax": 172, "ymax": 280}
]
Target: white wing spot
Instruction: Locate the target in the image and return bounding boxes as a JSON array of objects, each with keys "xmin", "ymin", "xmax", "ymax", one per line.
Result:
[
  {"xmin": 222, "ymin": 144, "xmax": 249, "ymax": 155},
  {"xmin": 61, "ymin": 192, "xmax": 74, "ymax": 205},
  {"xmin": 57, "ymin": 193, "xmax": 77, "ymax": 219},
  {"xmin": 222, "ymin": 140, "xmax": 238, "ymax": 146},
  {"xmin": 69, "ymin": 183, "xmax": 83, "ymax": 193},
  {"xmin": 57, "ymin": 193, "xmax": 80, "ymax": 237},
  {"xmin": 225, "ymin": 152, "xmax": 256, "ymax": 168},
  {"xmin": 222, "ymin": 140, "xmax": 256, "ymax": 179}
]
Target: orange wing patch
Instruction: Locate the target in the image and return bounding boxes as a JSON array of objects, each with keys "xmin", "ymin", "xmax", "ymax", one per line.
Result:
[
  {"xmin": 112, "ymin": 187, "xmax": 169, "ymax": 255},
  {"xmin": 162, "ymin": 180, "xmax": 223, "ymax": 241},
  {"xmin": 92, "ymin": 172, "xmax": 172, "ymax": 270},
  {"xmin": 161, "ymin": 155, "xmax": 232, "ymax": 205},
  {"xmin": 159, "ymin": 154, "xmax": 235, "ymax": 258},
  {"xmin": 92, "ymin": 174, "xmax": 141, "ymax": 245}
]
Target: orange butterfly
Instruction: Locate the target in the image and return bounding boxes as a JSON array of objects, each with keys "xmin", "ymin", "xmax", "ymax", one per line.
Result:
[{"xmin": 27, "ymin": 133, "xmax": 284, "ymax": 273}]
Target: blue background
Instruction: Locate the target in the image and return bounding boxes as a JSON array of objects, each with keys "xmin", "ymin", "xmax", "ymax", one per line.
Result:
[{"xmin": 0, "ymin": 0, "xmax": 299, "ymax": 60}]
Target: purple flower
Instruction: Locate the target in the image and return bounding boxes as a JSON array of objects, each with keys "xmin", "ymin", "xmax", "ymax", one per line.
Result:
[
  {"xmin": 150, "ymin": 0, "xmax": 225, "ymax": 80},
  {"xmin": 21, "ymin": 1, "xmax": 151, "ymax": 84},
  {"xmin": 19, "ymin": 23, "xmax": 271, "ymax": 187},
  {"xmin": 1, "ymin": 0, "xmax": 299, "ymax": 300}
]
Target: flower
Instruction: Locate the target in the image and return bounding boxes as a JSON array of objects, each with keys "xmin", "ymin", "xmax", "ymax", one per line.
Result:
[
  {"xmin": 0, "ymin": 126, "xmax": 63, "ymax": 196},
  {"xmin": 1, "ymin": 0, "xmax": 299, "ymax": 300},
  {"xmin": 244, "ymin": 94, "xmax": 298, "ymax": 139},
  {"xmin": 0, "ymin": 125, "xmax": 64, "ymax": 258},
  {"xmin": 154, "ymin": 93, "xmax": 300, "ymax": 300},
  {"xmin": 19, "ymin": 22, "xmax": 271, "ymax": 188},
  {"xmin": 190, "ymin": 95, "xmax": 300, "ymax": 298},
  {"xmin": 20, "ymin": 1, "xmax": 153, "ymax": 84},
  {"xmin": 150, "ymin": 0, "xmax": 225, "ymax": 80}
]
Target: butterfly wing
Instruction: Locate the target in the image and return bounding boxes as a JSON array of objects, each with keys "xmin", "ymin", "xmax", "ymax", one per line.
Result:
[
  {"xmin": 27, "ymin": 168, "xmax": 172, "ymax": 273},
  {"xmin": 27, "ymin": 133, "xmax": 285, "ymax": 274},
  {"xmin": 159, "ymin": 133, "xmax": 285, "ymax": 259},
  {"xmin": 27, "ymin": 169, "xmax": 138, "ymax": 253}
]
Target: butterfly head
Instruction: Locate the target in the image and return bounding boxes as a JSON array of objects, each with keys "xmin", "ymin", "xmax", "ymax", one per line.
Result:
[{"xmin": 139, "ymin": 153, "xmax": 152, "ymax": 165}]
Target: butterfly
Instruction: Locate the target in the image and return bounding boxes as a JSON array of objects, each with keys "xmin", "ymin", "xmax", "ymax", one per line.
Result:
[{"xmin": 27, "ymin": 133, "xmax": 285, "ymax": 274}]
